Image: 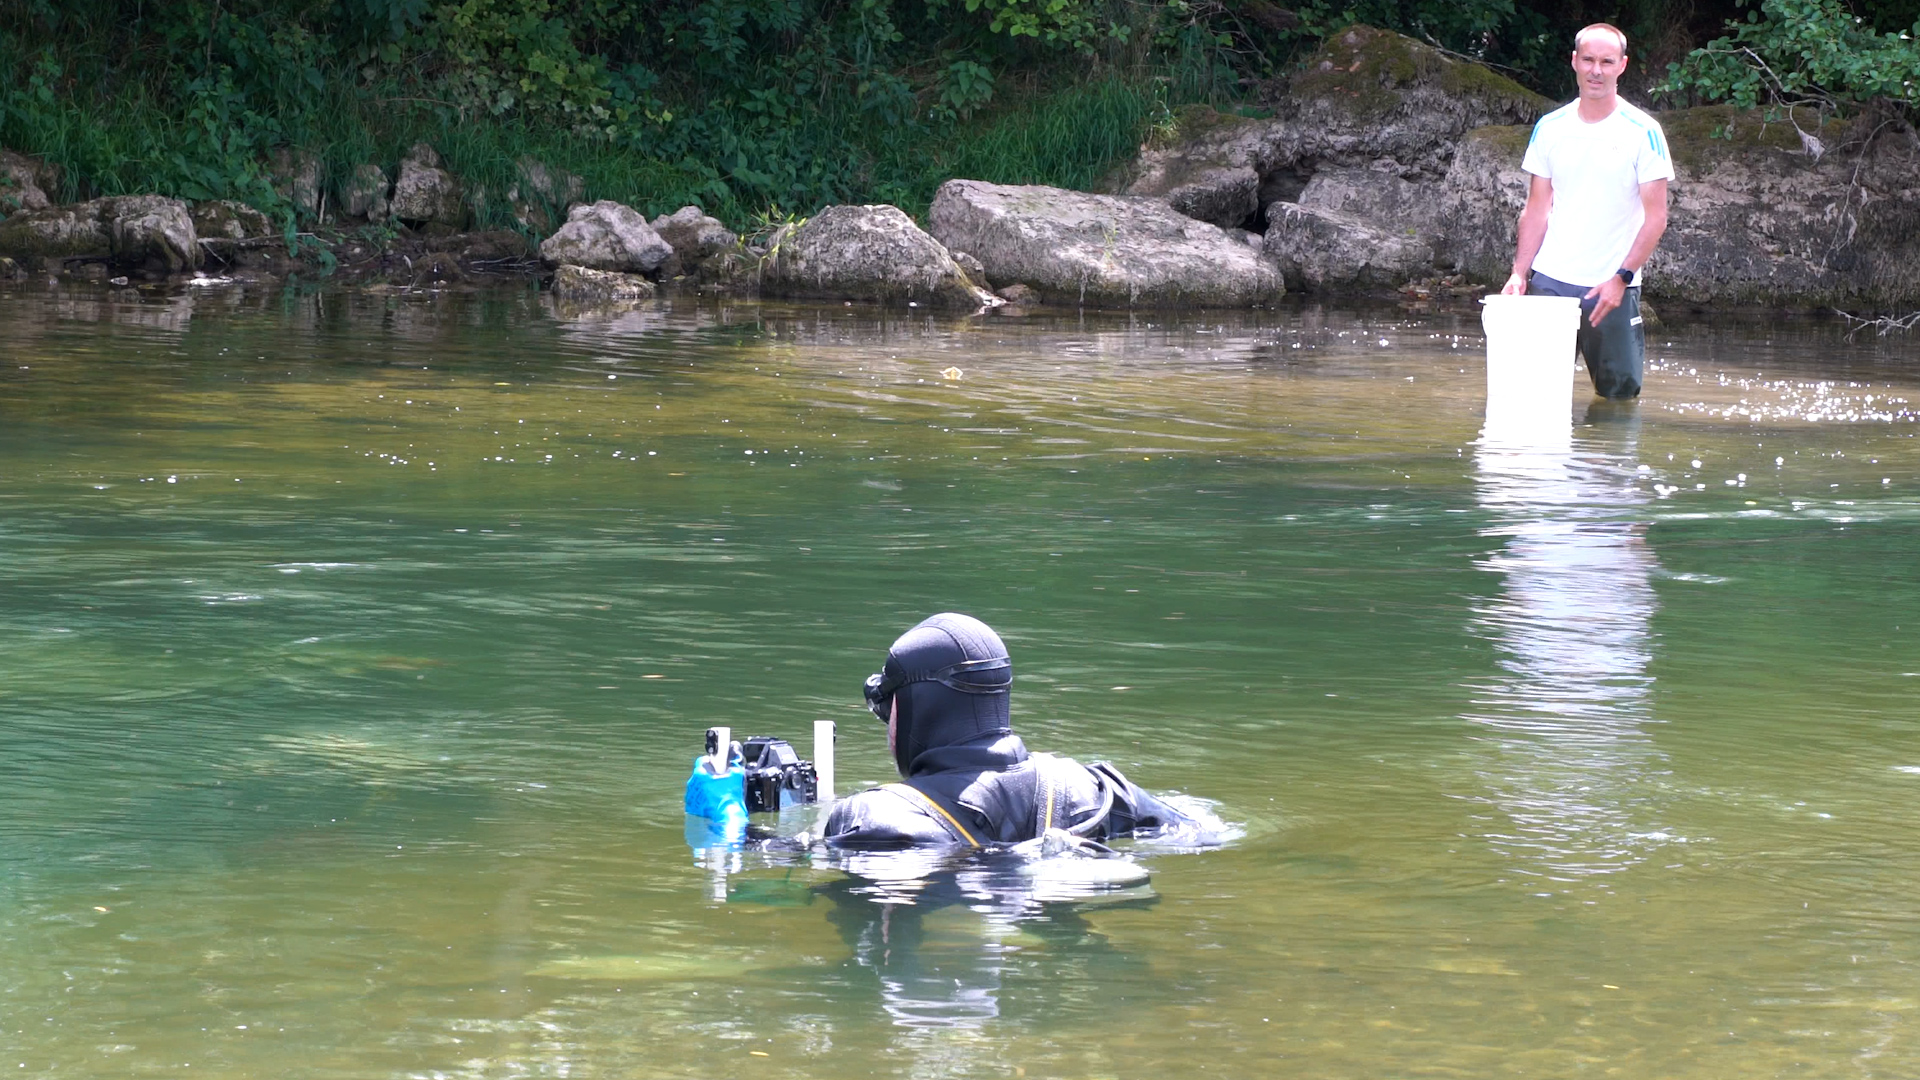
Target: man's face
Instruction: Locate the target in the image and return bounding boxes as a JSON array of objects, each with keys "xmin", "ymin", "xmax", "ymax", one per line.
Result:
[
  {"xmin": 887, "ymin": 695, "xmax": 899, "ymax": 760},
  {"xmin": 1571, "ymin": 36, "xmax": 1627, "ymax": 101}
]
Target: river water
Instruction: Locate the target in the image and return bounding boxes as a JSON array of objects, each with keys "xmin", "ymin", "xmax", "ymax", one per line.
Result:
[{"xmin": 2, "ymin": 284, "xmax": 1917, "ymax": 1079}]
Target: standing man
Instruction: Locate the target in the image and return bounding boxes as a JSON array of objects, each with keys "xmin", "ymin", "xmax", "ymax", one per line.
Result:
[{"xmin": 1502, "ymin": 23, "xmax": 1674, "ymax": 400}]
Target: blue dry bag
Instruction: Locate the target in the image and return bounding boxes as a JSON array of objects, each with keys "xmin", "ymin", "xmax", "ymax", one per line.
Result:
[{"xmin": 684, "ymin": 754, "xmax": 747, "ymax": 830}]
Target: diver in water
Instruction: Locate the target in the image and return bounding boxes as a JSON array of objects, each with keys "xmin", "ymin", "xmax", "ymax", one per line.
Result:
[{"xmin": 823, "ymin": 612, "xmax": 1198, "ymax": 848}]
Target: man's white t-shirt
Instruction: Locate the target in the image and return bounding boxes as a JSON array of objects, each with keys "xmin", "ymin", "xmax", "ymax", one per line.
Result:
[{"xmin": 1521, "ymin": 98, "xmax": 1675, "ymax": 288}]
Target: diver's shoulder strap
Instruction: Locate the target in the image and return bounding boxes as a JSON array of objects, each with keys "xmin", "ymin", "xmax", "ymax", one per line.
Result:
[
  {"xmin": 1029, "ymin": 752, "xmax": 1063, "ymax": 834},
  {"xmin": 881, "ymin": 783, "xmax": 981, "ymax": 848},
  {"xmin": 1029, "ymin": 753, "xmax": 1115, "ymax": 839}
]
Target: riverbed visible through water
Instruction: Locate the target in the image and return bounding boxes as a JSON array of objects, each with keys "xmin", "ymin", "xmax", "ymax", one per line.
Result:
[{"xmin": 3, "ymin": 285, "xmax": 1918, "ymax": 1079}]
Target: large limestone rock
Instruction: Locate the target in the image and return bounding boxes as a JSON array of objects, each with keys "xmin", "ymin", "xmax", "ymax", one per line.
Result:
[
  {"xmin": 1277, "ymin": 26, "xmax": 1550, "ymax": 174},
  {"xmin": 191, "ymin": 199, "xmax": 272, "ymax": 240},
  {"xmin": 1260, "ymin": 165, "xmax": 1441, "ymax": 289},
  {"xmin": 1118, "ymin": 29, "xmax": 1547, "ymax": 223},
  {"xmin": 649, "ymin": 205, "xmax": 738, "ymax": 277},
  {"xmin": 390, "ymin": 143, "xmax": 467, "ymax": 231},
  {"xmin": 1298, "ymin": 166, "xmax": 1443, "ymax": 235},
  {"xmin": 1263, "ymin": 202, "xmax": 1435, "ymax": 290},
  {"xmin": 1441, "ymin": 107, "xmax": 1920, "ymax": 307},
  {"xmin": 0, "ymin": 150, "xmax": 59, "ymax": 216},
  {"xmin": 1118, "ymin": 107, "xmax": 1267, "ymax": 228},
  {"xmin": 539, "ymin": 200, "xmax": 672, "ymax": 274},
  {"xmin": 761, "ymin": 204, "xmax": 995, "ymax": 308},
  {"xmin": 1109, "ymin": 27, "xmax": 1547, "ymax": 291},
  {"xmin": 340, "ymin": 163, "xmax": 391, "ymax": 221},
  {"xmin": 928, "ymin": 180, "xmax": 1282, "ymax": 307},
  {"xmin": 0, "ymin": 195, "xmax": 197, "ymax": 271},
  {"xmin": 1431, "ymin": 125, "xmax": 1533, "ymax": 286}
]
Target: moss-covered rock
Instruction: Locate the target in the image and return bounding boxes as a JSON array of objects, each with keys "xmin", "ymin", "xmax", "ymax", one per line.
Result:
[
  {"xmin": 1659, "ymin": 104, "xmax": 1810, "ymax": 173},
  {"xmin": 191, "ymin": 199, "xmax": 272, "ymax": 240},
  {"xmin": 765, "ymin": 202, "xmax": 998, "ymax": 309},
  {"xmin": 1288, "ymin": 24, "xmax": 1550, "ymax": 125},
  {"xmin": 0, "ymin": 195, "xmax": 197, "ymax": 272}
]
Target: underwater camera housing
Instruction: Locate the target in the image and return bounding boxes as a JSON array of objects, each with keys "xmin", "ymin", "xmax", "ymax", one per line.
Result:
[
  {"xmin": 701, "ymin": 728, "xmax": 819, "ymax": 813},
  {"xmin": 688, "ymin": 726, "xmax": 827, "ymax": 822}
]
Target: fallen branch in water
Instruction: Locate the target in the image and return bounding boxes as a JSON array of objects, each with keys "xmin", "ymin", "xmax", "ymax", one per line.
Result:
[{"xmin": 1835, "ymin": 308, "xmax": 1920, "ymax": 339}]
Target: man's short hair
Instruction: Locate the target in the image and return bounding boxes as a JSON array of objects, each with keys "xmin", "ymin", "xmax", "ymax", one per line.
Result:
[{"xmin": 1574, "ymin": 23, "xmax": 1628, "ymax": 56}]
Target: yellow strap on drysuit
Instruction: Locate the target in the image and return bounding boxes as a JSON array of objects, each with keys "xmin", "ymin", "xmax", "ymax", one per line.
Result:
[{"xmin": 882, "ymin": 784, "xmax": 981, "ymax": 848}]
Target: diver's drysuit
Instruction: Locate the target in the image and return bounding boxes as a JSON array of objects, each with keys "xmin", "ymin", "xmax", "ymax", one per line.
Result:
[{"xmin": 823, "ymin": 612, "xmax": 1195, "ymax": 849}]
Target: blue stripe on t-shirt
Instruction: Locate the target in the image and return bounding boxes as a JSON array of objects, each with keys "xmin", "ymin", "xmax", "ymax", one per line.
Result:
[
  {"xmin": 1618, "ymin": 107, "xmax": 1670, "ymax": 162},
  {"xmin": 1527, "ymin": 104, "xmax": 1576, "ymax": 149}
]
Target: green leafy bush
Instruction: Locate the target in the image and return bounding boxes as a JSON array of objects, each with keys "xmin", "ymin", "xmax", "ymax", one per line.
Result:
[{"xmin": 1660, "ymin": 0, "xmax": 1920, "ymax": 116}]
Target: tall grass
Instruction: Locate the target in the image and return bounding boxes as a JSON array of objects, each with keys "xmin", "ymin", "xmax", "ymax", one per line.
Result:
[{"xmin": 2, "ymin": 46, "xmax": 1214, "ymax": 231}]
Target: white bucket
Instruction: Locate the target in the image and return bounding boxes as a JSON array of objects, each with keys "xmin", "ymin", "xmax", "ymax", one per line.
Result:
[{"xmin": 1480, "ymin": 294, "xmax": 1581, "ymax": 448}]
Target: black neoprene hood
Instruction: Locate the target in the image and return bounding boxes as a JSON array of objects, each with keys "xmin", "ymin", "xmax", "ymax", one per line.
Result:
[{"xmin": 870, "ymin": 612, "xmax": 1015, "ymax": 776}]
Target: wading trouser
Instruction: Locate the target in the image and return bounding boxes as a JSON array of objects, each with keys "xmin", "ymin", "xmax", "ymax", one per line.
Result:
[{"xmin": 1528, "ymin": 271, "xmax": 1644, "ymax": 399}]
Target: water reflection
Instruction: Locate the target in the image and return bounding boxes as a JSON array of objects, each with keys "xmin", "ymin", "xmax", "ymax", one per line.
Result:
[
  {"xmin": 815, "ymin": 849, "xmax": 1156, "ymax": 1080},
  {"xmin": 1467, "ymin": 399, "xmax": 1669, "ymax": 882},
  {"xmin": 690, "ymin": 822, "xmax": 1156, "ymax": 1048}
]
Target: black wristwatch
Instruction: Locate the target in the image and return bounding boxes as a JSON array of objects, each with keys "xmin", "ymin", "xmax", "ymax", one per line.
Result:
[{"xmin": 1615, "ymin": 267, "xmax": 1635, "ymax": 285}]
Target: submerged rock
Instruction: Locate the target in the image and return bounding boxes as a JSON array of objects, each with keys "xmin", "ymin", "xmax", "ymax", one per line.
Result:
[
  {"xmin": 552, "ymin": 263, "xmax": 656, "ymax": 301},
  {"xmin": 539, "ymin": 200, "xmax": 672, "ymax": 274},
  {"xmin": 929, "ymin": 179, "xmax": 1281, "ymax": 307},
  {"xmin": 760, "ymin": 203, "xmax": 995, "ymax": 308},
  {"xmin": 191, "ymin": 199, "xmax": 273, "ymax": 241},
  {"xmin": 0, "ymin": 195, "xmax": 197, "ymax": 272},
  {"xmin": 390, "ymin": 144, "xmax": 467, "ymax": 232}
]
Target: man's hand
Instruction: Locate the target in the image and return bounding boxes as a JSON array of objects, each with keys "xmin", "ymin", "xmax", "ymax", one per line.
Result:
[
  {"xmin": 1584, "ymin": 275, "xmax": 1627, "ymax": 326},
  {"xmin": 1500, "ymin": 271, "xmax": 1529, "ymax": 296}
]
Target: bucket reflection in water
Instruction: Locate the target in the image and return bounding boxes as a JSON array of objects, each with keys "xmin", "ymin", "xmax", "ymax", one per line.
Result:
[
  {"xmin": 1467, "ymin": 400, "xmax": 1671, "ymax": 882},
  {"xmin": 1481, "ymin": 294, "xmax": 1582, "ymax": 449}
]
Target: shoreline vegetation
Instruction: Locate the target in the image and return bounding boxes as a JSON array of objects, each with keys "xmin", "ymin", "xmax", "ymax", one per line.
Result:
[{"xmin": 1, "ymin": 1, "xmax": 1917, "ymax": 316}]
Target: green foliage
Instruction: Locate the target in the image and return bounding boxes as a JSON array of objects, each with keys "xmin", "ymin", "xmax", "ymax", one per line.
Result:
[
  {"xmin": 933, "ymin": 60, "xmax": 997, "ymax": 121},
  {"xmin": 9, "ymin": 0, "xmax": 1788, "ymax": 231},
  {"xmin": 0, "ymin": 0, "xmax": 1235, "ymax": 226},
  {"xmin": 939, "ymin": 0, "xmax": 1130, "ymax": 50},
  {"xmin": 1660, "ymin": 0, "xmax": 1920, "ymax": 117}
]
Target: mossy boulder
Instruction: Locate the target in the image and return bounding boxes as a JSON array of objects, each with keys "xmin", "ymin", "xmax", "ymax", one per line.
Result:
[
  {"xmin": 1656, "ymin": 108, "xmax": 1920, "ymax": 306},
  {"xmin": 1119, "ymin": 25, "xmax": 1550, "ymax": 284},
  {"xmin": 1115, "ymin": 105, "xmax": 1272, "ymax": 228},
  {"xmin": 191, "ymin": 199, "xmax": 272, "ymax": 240},
  {"xmin": 929, "ymin": 180, "xmax": 1281, "ymax": 308},
  {"xmin": 764, "ymin": 202, "xmax": 997, "ymax": 309},
  {"xmin": 1288, "ymin": 24, "xmax": 1550, "ymax": 126},
  {"xmin": 390, "ymin": 144, "xmax": 468, "ymax": 233},
  {"xmin": 0, "ymin": 195, "xmax": 198, "ymax": 272}
]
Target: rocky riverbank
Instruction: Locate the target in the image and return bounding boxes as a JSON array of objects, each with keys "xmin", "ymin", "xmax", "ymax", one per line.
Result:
[{"xmin": 3, "ymin": 27, "xmax": 1917, "ymax": 312}]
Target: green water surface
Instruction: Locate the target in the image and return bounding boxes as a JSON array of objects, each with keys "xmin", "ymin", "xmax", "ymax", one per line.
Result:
[{"xmin": 2, "ymin": 286, "xmax": 1918, "ymax": 1079}]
